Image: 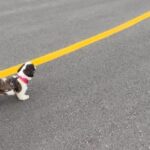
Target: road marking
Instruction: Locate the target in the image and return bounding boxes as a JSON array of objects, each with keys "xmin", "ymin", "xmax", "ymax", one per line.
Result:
[{"xmin": 0, "ymin": 11, "xmax": 150, "ymax": 78}]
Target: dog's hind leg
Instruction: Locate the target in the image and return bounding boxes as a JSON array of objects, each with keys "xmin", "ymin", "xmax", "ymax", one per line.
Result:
[{"xmin": 6, "ymin": 90, "xmax": 15, "ymax": 96}]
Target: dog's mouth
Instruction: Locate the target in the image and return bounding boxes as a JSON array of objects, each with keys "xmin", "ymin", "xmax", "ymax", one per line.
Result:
[{"xmin": 24, "ymin": 70, "xmax": 35, "ymax": 77}]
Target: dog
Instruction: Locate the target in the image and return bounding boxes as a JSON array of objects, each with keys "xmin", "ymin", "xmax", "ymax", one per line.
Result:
[{"xmin": 0, "ymin": 62, "xmax": 36, "ymax": 100}]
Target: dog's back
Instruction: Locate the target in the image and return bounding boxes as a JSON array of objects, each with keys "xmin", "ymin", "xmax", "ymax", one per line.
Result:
[
  {"xmin": 0, "ymin": 79, "xmax": 10, "ymax": 94},
  {"xmin": 0, "ymin": 77, "xmax": 20, "ymax": 94}
]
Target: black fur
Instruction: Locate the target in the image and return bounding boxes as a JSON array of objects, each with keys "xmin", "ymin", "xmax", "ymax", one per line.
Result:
[
  {"xmin": 23, "ymin": 64, "xmax": 36, "ymax": 77},
  {"xmin": 9, "ymin": 77, "xmax": 22, "ymax": 92}
]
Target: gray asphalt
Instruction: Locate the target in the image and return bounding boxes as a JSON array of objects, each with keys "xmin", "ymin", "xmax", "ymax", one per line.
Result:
[{"xmin": 0, "ymin": 0, "xmax": 150, "ymax": 150}]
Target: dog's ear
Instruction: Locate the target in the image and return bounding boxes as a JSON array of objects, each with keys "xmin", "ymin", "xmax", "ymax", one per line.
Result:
[{"xmin": 17, "ymin": 64, "xmax": 25, "ymax": 73}]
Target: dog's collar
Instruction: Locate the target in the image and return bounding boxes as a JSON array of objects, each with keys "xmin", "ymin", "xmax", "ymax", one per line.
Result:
[{"xmin": 17, "ymin": 75, "xmax": 29, "ymax": 84}]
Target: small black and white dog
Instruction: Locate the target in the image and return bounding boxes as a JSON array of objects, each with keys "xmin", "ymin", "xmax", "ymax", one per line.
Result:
[{"xmin": 0, "ymin": 62, "xmax": 36, "ymax": 100}]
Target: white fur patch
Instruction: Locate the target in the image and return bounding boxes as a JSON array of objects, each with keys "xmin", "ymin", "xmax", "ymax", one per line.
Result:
[{"xmin": 6, "ymin": 90, "xmax": 15, "ymax": 96}]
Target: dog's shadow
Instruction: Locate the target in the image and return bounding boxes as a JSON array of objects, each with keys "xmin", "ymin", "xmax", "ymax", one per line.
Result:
[{"xmin": 0, "ymin": 96, "xmax": 22, "ymax": 106}]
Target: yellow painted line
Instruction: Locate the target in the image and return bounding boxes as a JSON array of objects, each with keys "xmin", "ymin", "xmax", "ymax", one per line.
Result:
[{"xmin": 0, "ymin": 11, "xmax": 150, "ymax": 78}]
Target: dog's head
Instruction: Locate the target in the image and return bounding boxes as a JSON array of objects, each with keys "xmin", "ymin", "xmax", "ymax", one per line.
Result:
[{"xmin": 17, "ymin": 62, "xmax": 36, "ymax": 80}]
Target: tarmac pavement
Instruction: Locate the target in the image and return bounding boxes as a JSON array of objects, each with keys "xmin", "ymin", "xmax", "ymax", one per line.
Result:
[{"xmin": 0, "ymin": 0, "xmax": 150, "ymax": 150}]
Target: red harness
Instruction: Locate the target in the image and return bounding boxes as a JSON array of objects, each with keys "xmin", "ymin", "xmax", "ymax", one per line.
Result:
[{"xmin": 17, "ymin": 75, "xmax": 29, "ymax": 84}]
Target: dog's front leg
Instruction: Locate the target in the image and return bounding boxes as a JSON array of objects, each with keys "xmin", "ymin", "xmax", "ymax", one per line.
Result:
[
  {"xmin": 16, "ymin": 92, "xmax": 29, "ymax": 101},
  {"xmin": 16, "ymin": 89, "xmax": 29, "ymax": 101}
]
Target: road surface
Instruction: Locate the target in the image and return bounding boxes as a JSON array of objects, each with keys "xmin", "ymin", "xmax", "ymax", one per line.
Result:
[{"xmin": 0, "ymin": 0, "xmax": 150, "ymax": 150}]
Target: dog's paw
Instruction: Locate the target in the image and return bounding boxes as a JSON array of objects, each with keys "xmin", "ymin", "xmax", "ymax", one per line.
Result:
[
  {"xmin": 18, "ymin": 95, "xmax": 29, "ymax": 101},
  {"xmin": 5, "ymin": 90, "xmax": 15, "ymax": 96}
]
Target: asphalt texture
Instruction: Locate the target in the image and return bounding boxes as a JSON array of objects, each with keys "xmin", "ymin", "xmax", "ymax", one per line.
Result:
[{"xmin": 0, "ymin": 0, "xmax": 150, "ymax": 150}]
